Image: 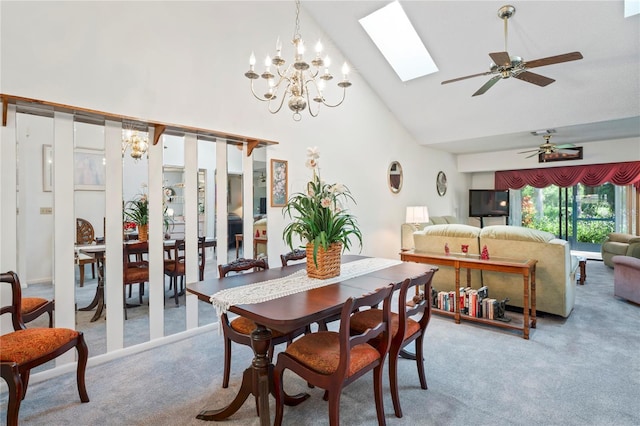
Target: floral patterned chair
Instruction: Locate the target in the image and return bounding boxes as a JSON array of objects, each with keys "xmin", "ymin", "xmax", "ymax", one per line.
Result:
[{"xmin": 1, "ymin": 271, "xmax": 89, "ymax": 426}]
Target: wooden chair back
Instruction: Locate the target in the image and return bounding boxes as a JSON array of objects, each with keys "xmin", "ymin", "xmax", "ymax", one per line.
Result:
[
  {"xmin": 123, "ymin": 241, "xmax": 149, "ymax": 285},
  {"xmin": 76, "ymin": 218, "xmax": 95, "ymax": 245},
  {"xmin": 218, "ymin": 257, "xmax": 269, "ymax": 277},
  {"xmin": 280, "ymin": 249, "xmax": 306, "ymax": 267}
]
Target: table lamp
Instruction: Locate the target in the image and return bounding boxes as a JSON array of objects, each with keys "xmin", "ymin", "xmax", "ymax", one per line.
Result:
[{"xmin": 406, "ymin": 206, "xmax": 429, "ymax": 226}]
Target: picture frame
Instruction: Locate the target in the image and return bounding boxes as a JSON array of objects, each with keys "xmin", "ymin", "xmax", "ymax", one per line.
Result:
[
  {"xmin": 270, "ymin": 159, "xmax": 288, "ymax": 207},
  {"xmin": 538, "ymin": 147, "xmax": 583, "ymax": 163},
  {"xmin": 42, "ymin": 145, "xmax": 53, "ymax": 192},
  {"xmin": 74, "ymin": 148, "xmax": 106, "ymax": 190}
]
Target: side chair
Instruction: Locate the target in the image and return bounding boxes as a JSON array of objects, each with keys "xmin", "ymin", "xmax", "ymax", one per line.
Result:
[
  {"xmin": 218, "ymin": 258, "xmax": 306, "ymax": 390},
  {"xmin": 123, "ymin": 241, "xmax": 149, "ymax": 319},
  {"xmin": 75, "ymin": 217, "xmax": 97, "ymax": 287},
  {"xmin": 273, "ymin": 284, "xmax": 395, "ymax": 426},
  {"xmin": 0, "ymin": 271, "xmax": 89, "ymax": 426},
  {"xmin": 21, "ymin": 297, "xmax": 54, "ymax": 328},
  {"xmin": 350, "ymin": 268, "xmax": 437, "ymax": 418},
  {"xmin": 164, "ymin": 239, "xmax": 186, "ymax": 306},
  {"xmin": 280, "ymin": 249, "xmax": 306, "ymax": 267}
]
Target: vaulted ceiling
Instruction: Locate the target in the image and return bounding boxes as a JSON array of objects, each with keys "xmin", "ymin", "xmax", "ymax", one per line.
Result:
[{"xmin": 304, "ymin": 1, "xmax": 640, "ymax": 154}]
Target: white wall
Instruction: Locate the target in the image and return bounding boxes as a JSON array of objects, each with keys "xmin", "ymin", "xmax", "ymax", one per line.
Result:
[{"xmin": 0, "ymin": 1, "xmax": 462, "ymax": 263}]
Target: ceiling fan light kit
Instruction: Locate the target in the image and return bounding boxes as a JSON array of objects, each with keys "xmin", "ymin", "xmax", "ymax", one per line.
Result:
[{"xmin": 441, "ymin": 4, "xmax": 583, "ymax": 96}]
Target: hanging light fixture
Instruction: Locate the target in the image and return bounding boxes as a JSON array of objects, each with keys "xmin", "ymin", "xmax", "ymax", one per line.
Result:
[
  {"xmin": 121, "ymin": 126, "xmax": 149, "ymax": 161},
  {"xmin": 244, "ymin": 0, "xmax": 352, "ymax": 121}
]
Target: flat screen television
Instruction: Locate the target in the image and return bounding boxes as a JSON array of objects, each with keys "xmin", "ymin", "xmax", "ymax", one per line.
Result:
[{"xmin": 469, "ymin": 189, "xmax": 510, "ymax": 217}]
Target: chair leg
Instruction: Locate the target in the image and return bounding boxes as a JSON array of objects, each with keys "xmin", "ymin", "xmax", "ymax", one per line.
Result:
[
  {"xmin": 78, "ymin": 264, "xmax": 85, "ymax": 287},
  {"xmin": 415, "ymin": 336, "xmax": 428, "ymax": 390},
  {"xmin": 76, "ymin": 333, "xmax": 90, "ymax": 403},
  {"xmin": 91, "ymin": 263, "xmax": 95, "ymax": 279},
  {"xmin": 19, "ymin": 371, "xmax": 30, "ymax": 400},
  {"xmin": 389, "ymin": 348, "xmax": 403, "ymax": 418},
  {"xmin": 1, "ymin": 363, "xmax": 23, "ymax": 426},
  {"xmin": 222, "ymin": 337, "xmax": 232, "ymax": 388},
  {"xmin": 273, "ymin": 363, "xmax": 285, "ymax": 426},
  {"xmin": 139, "ymin": 282, "xmax": 144, "ymax": 304},
  {"xmin": 327, "ymin": 389, "xmax": 341, "ymax": 426},
  {"xmin": 373, "ymin": 365, "xmax": 387, "ymax": 426},
  {"xmin": 123, "ymin": 287, "xmax": 128, "ymax": 320},
  {"xmin": 173, "ymin": 277, "xmax": 179, "ymax": 306}
]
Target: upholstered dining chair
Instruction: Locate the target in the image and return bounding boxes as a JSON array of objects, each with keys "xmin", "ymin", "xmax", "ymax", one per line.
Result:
[
  {"xmin": 75, "ymin": 218, "xmax": 97, "ymax": 287},
  {"xmin": 280, "ymin": 249, "xmax": 306, "ymax": 267},
  {"xmin": 0, "ymin": 271, "xmax": 89, "ymax": 426},
  {"xmin": 21, "ymin": 297, "xmax": 54, "ymax": 328},
  {"xmin": 164, "ymin": 239, "xmax": 186, "ymax": 306},
  {"xmin": 123, "ymin": 241, "xmax": 149, "ymax": 319},
  {"xmin": 350, "ymin": 269, "xmax": 437, "ymax": 418},
  {"xmin": 218, "ymin": 258, "xmax": 306, "ymax": 390},
  {"xmin": 273, "ymin": 284, "xmax": 395, "ymax": 426}
]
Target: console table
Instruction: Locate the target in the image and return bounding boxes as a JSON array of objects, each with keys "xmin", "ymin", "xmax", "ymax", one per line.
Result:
[{"xmin": 400, "ymin": 250, "xmax": 537, "ymax": 339}]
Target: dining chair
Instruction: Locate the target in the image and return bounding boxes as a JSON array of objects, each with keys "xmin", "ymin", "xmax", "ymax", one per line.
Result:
[
  {"xmin": 273, "ymin": 283, "xmax": 394, "ymax": 426},
  {"xmin": 123, "ymin": 241, "xmax": 149, "ymax": 319},
  {"xmin": 218, "ymin": 258, "xmax": 306, "ymax": 390},
  {"xmin": 75, "ymin": 218, "xmax": 97, "ymax": 287},
  {"xmin": 164, "ymin": 239, "xmax": 186, "ymax": 306},
  {"xmin": 349, "ymin": 269, "xmax": 437, "ymax": 418},
  {"xmin": 0, "ymin": 271, "xmax": 89, "ymax": 426},
  {"xmin": 21, "ymin": 297, "xmax": 54, "ymax": 328},
  {"xmin": 280, "ymin": 249, "xmax": 306, "ymax": 267},
  {"xmin": 198, "ymin": 236, "xmax": 206, "ymax": 281}
]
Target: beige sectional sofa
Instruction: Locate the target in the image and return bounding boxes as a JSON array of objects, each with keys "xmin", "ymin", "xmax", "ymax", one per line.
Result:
[
  {"xmin": 401, "ymin": 215, "xmax": 459, "ymax": 250},
  {"xmin": 412, "ymin": 224, "xmax": 578, "ymax": 318}
]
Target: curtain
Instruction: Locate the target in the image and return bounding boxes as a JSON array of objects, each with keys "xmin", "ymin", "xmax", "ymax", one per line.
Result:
[{"xmin": 495, "ymin": 161, "xmax": 640, "ymax": 190}]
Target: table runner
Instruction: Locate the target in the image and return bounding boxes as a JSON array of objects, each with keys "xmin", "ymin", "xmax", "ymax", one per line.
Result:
[{"xmin": 209, "ymin": 257, "xmax": 402, "ymax": 320}]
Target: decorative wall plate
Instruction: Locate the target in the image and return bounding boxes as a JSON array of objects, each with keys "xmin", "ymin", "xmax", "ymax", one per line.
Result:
[{"xmin": 436, "ymin": 171, "xmax": 447, "ymax": 196}]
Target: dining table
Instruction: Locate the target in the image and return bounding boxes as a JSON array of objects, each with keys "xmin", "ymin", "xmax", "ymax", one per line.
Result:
[
  {"xmin": 77, "ymin": 237, "xmax": 216, "ymax": 322},
  {"xmin": 186, "ymin": 255, "xmax": 437, "ymax": 425}
]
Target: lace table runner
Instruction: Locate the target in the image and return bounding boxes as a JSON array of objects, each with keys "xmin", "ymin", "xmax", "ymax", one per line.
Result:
[{"xmin": 209, "ymin": 257, "xmax": 402, "ymax": 320}]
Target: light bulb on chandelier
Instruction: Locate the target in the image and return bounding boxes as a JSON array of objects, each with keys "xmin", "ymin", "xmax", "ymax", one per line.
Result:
[
  {"xmin": 122, "ymin": 127, "xmax": 149, "ymax": 161},
  {"xmin": 244, "ymin": 0, "xmax": 352, "ymax": 121}
]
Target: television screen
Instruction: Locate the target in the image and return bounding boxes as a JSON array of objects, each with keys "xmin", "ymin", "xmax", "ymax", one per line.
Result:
[
  {"xmin": 469, "ymin": 189, "xmax": 510, "ymax": 217},
  {"xmin": 259, "ymin": 197, "xmax": 267, "ymax": 214}
]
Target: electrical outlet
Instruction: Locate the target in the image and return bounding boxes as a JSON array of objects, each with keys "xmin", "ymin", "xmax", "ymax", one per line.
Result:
[{"xmin": 40, "ymin": 207, "xmax": 53, "ymax": 214}]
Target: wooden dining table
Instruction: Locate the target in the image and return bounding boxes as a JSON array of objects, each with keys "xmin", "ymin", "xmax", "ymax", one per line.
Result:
[
  {"xmin": 77, "ymin": 237, "xmax": 216, "ymax": 322},
  {"xmin": 186, "ymin": 255, "xmax": 436, "ymax": 425}
]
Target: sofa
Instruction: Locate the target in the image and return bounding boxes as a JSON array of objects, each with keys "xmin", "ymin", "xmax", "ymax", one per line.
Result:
[
  {"xmin": 401, "ymin": 215, "xmax": 459, "ymax": 250},
  {"xmin": 413, "ymin": 224, "xmax": 578, "ymax": 318},
  {"xmin": 601, "ymin": 233, "xmax": 640, "ymax": 268},
  {"xmin": 612, "ymin": 255, "xmax": 640, "ymax": 304}
]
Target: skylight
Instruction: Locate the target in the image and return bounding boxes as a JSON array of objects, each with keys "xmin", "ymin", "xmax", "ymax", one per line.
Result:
[{"xmin": 359, "ymin": 1, "xmax": 438, "ymax": 82}]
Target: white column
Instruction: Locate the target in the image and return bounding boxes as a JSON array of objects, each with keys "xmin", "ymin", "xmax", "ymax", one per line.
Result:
[
  {"xmin": 53, "ymin": 112, "xmax": 75, "ymax": 365},
  {"xmin": 184, "ymin": 133, "xmax": 199, "ymax": 329},
  {"xmin": 242, "ymin": 146, "xmax": 255, "ymax": 259},
  {"xmin": 216, "ymin": 143, "xmax": 229, "ymax": 270},
  {"xmin": 105, "ymin": 120, "xmax": 124, "ymax": 352},
  {"xmin": 0, "ymin": 105, "xmax": 17, "ymax": 273},
  {"xmin": 148, "ymin": 127, "xmax": 164, "ymax": 340}
]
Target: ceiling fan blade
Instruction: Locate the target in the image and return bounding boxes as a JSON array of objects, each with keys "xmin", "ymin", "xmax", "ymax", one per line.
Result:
[
  {"xmin": 554, "ymin": 143, "xmax": 576, "ymax": 149},
  {"xmin": 472, "ymin": 75, "xmax": 502, "ymax": 96},
  {"xmin": 514, "ymin": 71, "xmax": 555, "ymax": 87},
  {"xmin": 518, "ymin": 148, "xmax": 543, "ymax": 154},
  {"xmin": 489, "ymin": 51, "xmax": 511, "ymax": 68},
  {"xmin": 441, "ymin": 71, "xmax": 492, "ymax": 85},
  {"xmin": 525, "ymin": 52, "xmax": 583, "ymax": 69},
  {"xmin": 525, "ymin": 151, "xmax": 542, "ymax": 159}
]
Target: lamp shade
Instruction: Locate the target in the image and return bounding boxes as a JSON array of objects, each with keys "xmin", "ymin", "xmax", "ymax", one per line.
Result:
[{"xmin": 406, "ymin": 206, "xmax": 429, "ymax": 224}]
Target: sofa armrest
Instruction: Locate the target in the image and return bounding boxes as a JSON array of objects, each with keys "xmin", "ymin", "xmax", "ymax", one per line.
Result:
[
  {"xmin": 626, "ymin": 242, "xmax": 640, "ymax": 259},
  {"xmin": 606, "ymin": 233, "xmax": 640, "ymax": 244}
]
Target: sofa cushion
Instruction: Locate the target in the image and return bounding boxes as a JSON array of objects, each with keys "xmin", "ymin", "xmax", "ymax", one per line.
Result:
[
  {"xmin": 607, "ymin": 233, "xmax": 640, "ymax": 244},
  {"xmin": 603, "ymin": 241, "xmax": 633, "ymax": 256},
  {"xmin": 479, "ymin": 225, "xmax": 555, "ymax": 243},
  {"xmin": 419, "ymin": 224, "xmax": 481, "ymax": 239}
]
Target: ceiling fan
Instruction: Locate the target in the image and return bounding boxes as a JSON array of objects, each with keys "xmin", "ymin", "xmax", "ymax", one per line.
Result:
[
  {"xmin": 518, "ymin": 134, "xmax": 576, "ymax": 158},
  {"xmin": 441, "ymin": 4, "xmax": 583, "ymax": 96}
]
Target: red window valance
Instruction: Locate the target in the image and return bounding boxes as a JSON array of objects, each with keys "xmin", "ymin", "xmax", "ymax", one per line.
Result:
[{"xmin": 495, "ymin": 161, "xmax": 640, "ymax": 190}]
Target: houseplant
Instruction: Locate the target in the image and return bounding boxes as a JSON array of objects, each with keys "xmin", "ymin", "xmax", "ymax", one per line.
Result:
[
  {"xmin": 283, "ymin": 147, "xmax": 362, "ymax": 278},
  {"xmin": 123, "ymin": 189, "xmax": 172, "ymax": 242}
]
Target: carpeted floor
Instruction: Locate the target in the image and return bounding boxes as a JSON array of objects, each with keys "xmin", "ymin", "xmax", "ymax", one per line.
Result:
[{"xmin": 2, "ymin": 259, "xmax": 639, "ymax": 425}]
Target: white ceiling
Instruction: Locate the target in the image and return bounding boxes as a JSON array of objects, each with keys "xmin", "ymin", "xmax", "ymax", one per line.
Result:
[{"xmin": 303, "ymin": 1, "xmax": 640, "ymax": 154}]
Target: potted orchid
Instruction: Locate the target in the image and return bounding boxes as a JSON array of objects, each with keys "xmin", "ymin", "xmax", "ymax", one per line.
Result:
[{"xmin": 283, "ymin": 147, "xmax": 362, "ymax": 278}]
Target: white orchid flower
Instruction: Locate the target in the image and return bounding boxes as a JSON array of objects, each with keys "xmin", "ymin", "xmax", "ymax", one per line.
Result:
[{"xmin": 307, "ymin": 146, "xmax": 320, "ymax": 160}]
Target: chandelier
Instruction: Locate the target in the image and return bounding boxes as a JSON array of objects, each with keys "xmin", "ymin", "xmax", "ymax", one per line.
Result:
[
  {"xmin": 121, "ymin": 128, "xmax": 149, "ymax": 161},
  {"xmin": 244, "ymin": 0, "xmax": 352, "ymax": 121}
]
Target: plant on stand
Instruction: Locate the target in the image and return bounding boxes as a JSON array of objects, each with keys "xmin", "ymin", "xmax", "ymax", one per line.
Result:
[
  {"xmin": 124, "ymin": 189, "xmax": 172, "ymax": 242},
  {"xmin": 283, "ymin": 147, "xmax": 362, "ymax": 279}
]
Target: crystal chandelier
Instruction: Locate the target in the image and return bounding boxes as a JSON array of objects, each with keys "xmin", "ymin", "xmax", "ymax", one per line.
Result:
[
  {"xmin": 244, "ymin": 0, "xmax": 352, "ymax": 121},
  {"xmin": 121, "ymin": 128, "xmax": 149, "ymax": 161}
]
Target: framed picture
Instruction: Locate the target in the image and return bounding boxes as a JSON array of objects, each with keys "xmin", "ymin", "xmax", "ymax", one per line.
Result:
[
  {"xmin": 42, "ymin": 145, "xmax": 53, "ymax": 192},
  {"xmin": 74, "ymin": 148, "xmax": 106, "ymax": 190},
  {"xmin": 538, "ymin": 147, "xmax": 583, "ymax": 163},
  {"xmin": 270, "ymin": 159, "xmax": 288, "ymax": 207}
]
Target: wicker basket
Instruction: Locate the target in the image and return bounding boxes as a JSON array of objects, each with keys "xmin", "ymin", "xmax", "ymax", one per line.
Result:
[
  {"xmin": 137, "ymin": 224, "xmax": 149, "ymax": 242},
  {"xmin": 306, "ymin": 242, "xmax": 342, "ymax": 279}
]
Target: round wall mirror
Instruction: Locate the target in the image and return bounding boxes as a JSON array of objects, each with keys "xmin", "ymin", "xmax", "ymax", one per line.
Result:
[{"xmin": 388, "ymin": 161, "xmax": 403, "ymax": 193}]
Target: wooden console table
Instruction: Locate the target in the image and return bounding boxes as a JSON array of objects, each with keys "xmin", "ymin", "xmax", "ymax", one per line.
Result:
[{"xmin": 400, "ymin": 250, "xmax": 537, "ymax": 339}]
